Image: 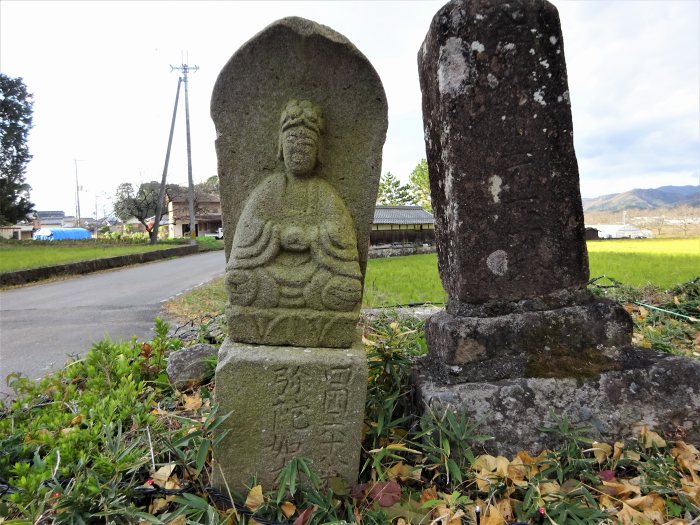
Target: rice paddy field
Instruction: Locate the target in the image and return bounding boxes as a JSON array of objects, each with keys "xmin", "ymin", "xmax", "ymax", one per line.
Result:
[
  {"xmin": 363, "ymin": 237, "xmax": 699, "ymax": 307},
  {"xmin": 165, "ymin": 237, "xmax": 699, "ymax": 317}
]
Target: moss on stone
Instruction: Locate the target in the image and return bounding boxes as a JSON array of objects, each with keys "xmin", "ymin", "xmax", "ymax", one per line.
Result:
[{"xmin": 525, "ymin": 345, "xmax": 621, "ymax": 381}]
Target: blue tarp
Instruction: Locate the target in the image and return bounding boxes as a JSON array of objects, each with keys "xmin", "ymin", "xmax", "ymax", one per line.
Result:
[{"xmin": 33, "ymin": 228, "xmax": 93, "ymax": 241}]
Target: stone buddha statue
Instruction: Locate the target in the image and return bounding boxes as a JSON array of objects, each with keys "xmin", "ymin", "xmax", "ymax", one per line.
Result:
[{"xmin": 224, "ymin": 99, "xmax": 362, "ymax": 347}]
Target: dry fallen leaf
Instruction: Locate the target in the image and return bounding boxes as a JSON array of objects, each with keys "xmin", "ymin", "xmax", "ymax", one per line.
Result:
[
  {"xmin": 245, "ymin": 484, "xmax": 264, "ymax": 512},
  {"xmin": 151, "ymin": 463, "xmax": 176, "ymax": 487},
  {"xmin": 616, "ymin": 502, "xmax": 652, "ymax": 525},
  {"xmin": 182, "ymin": 392, "xmax": 203, "ymax": 411},
  {"xmin": 640, "ymin": 426, "xmax": 667, "ymax": 448},
  {"xmin": 590, "ymin": 441, "xmax": 612, "ymax": 464},
  {"xmin": 624, "ymin": 493, "xmax": 665, "ymax": 523},
  {"xmin": 507, "ymin": 456, "xmax": 529, "ymax": 486},
  {"xmin": 602, "ymin": 478, "xmax": 641, "ymax": 497},
  {"xmin": 280, "ymin": 501, "xmax": 296, "ymax": 519}
]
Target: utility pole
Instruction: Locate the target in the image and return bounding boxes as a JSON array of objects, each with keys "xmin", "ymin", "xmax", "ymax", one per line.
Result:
[
  {"xmin": 171, "ymin": 59, "xmax": 199, "ymax": 240},
  {"xmin": 151, "ymin": 76, "xmax": 183, "ymax": 244},
  {"xmin": 74, "ymin": 159, "xmax": 83, "ymax": 227}
]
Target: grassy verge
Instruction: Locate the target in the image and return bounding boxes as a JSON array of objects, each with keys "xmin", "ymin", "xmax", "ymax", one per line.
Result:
[
  {"xmin": 1, "ymin": 317, "xmax": 698, "ymax": 523},
  {"xmin": 0, "ymin": 241, "xmax": 178, "ymax": 272}
]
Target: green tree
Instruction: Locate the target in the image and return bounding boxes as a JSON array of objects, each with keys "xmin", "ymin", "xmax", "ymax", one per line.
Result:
[
  {"xmin": 409, "ymin": 158, "xmax": 431, "ymax": 212},
  {"xmin": 377, "ymin": 172, "xmax": 414, "ymax": 206},
  {"xmin": 0, "ymin": 74, "xmax": 34, "ymax": 225},
  {"xmin": 195, "ymin": 175, "xmax": 219, "ymax": 195},
  {"xmin": 113, "ymin": 181, "xmax": 167, "ymax": 236}
]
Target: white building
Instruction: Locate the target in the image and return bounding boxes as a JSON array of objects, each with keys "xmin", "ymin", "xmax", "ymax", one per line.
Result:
[{"xmin": 587, "ymin": 224, "xmax": 653, "ymax": 239}]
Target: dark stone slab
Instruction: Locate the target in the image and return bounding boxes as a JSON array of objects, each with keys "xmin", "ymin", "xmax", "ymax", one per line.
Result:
[
  {"xmin": 418, "ymin": 0, "xmax": 588, "ymax": 304},
  {"xmin": 425, "ymin": 298, "xmax": 632, "ymax": 383},
  {"xmin": 166, "ymin": 343, "xmax": 218, "ymax": 390},
  {"xmin": 414, "ymin": 346, "xmax": 700, "ymax": 456}
]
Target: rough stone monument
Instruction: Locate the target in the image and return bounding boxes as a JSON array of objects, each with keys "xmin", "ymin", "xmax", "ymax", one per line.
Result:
[
  {"xmin": 211, "ymin": 17, "xmax": 387, "ymax": 489},
  {"xmin": 415, "ymin": 0, "xmax": 700, "ymax": 455}
]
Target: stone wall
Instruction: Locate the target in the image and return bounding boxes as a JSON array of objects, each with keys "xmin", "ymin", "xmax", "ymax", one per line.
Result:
[{"xmin": 368, "ymin": 244, "xmax": 436, "ymax": 259}]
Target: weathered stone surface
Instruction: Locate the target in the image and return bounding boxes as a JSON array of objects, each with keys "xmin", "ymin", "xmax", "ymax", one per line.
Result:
[
  {"xmin": 418, "ymin": 0, "xmax": 588, "ymax": 304},
  {"xmin": 425, "ymin": 297, "xmax": 632, "ymax": 383},
  {"xmin": 212, "ymin": 17, "xmax": 387, "ymax": 348},
  {"xmin": 414, "ymin": 346, "xmax": 700, "ymax": 456},
  {"xmin": 166, "ymin": 344, "xmax": 218, "ymax": 390},
  {"xmin": 212, "ymin": 339, "xmax": 367, "ymax": 490}
]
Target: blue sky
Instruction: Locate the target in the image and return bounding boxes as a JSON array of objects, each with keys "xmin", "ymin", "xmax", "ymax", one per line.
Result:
[{"xmin": 1, "ymin": 0, "xmax": 698, "ymax": 216}]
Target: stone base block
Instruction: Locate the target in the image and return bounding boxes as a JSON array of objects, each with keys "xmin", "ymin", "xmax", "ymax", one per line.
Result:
[
  {"xmin": 413, "ymin": 346, "xmax": 700, "ymax": 457},
  {"xmin": 227, "ymin": 305, "xmax": 358, "ymax": 348},
  {"xmin": 213, "ymin": 338, "xmax": 367, "ymax": 491},
  {"xmin": 425, "ymin": 298, "xmax": 632, "ymax": 383}
]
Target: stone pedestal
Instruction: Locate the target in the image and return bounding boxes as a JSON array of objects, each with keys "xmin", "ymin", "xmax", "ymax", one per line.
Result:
[
  {"xmin": 414, "ymin": 346, "xmax": 700, "ymax": 456},
  {"xmin": 213, "ymin": 338, "xmax": 367, "ymax": 491},
  {"xmin": 425, "ymin": 294, "xmax": 632, "ymax": 384},
  {"xmin": 414, "ymin": 0, "xmax": 700, "ymax": 455}
]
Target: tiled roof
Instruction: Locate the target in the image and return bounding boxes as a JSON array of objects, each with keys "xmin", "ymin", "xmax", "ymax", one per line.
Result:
[{"xmin": 373, "ymin": 205, "xmax": 434, "ymax": 225}]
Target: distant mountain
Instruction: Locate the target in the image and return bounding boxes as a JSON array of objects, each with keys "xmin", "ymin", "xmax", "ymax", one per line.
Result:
[{"xmin": 582, "ymin": 185, "xmax": 700, "ymax": 213}]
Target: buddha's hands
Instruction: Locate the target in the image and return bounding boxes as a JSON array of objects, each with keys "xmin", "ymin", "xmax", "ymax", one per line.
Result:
[
  {"xmin": 321, "ymin": 275, "xmax": 362, "ymax": 311},
  {"xmin": 226, "ymin": 268, "xmax": 257, "ymax": 306}
]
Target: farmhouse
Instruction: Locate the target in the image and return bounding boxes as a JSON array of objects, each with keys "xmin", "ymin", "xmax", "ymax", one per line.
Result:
[
  {"xmin": 371, "ymin": 205, "xmax": 434, "ymax": 246},
  {"xmin": 167, "ymin": 192, "xmax": 222, "ymax": 238}
]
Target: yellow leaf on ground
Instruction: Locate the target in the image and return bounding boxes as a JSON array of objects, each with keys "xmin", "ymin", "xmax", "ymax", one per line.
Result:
[
  {"xmin": 474, "ymin": 454, "xmax": 510, "ymax": 477},
  {"xmin": 599, "ymin": 494, "xmax": 618, "ymax": 512},
  {"xmin": 151, "ymin": 463, "xmax": 176, "ymax": 487},
  {"xmin": 507, "ymin": 456, "xmax": 529, "ymax": 486},
  {"xmin": 166, "ymin": 517, "xmax": 187, "ymax": 525},
  {"xmin": 617, "ymin": 502, "xmax": 652, "ymax": 525},
  {"xmin": 516, "ymin": 450, "xmax": 549, "ymax": 478},
  {"xmin": 625, "ymin": 493, "xmax": 665, "ymax": 523},
  {"xmin": 361, "ymin": 336, "xmax": 378, "ymax": 347},
  {"xmin": 481, "ymin": 502, "xmax": 505, "ymax": 525},
  {"xmin": 281, "ymin": 501, "xmax": 296, "ymax": 518},
  {"xmin": 419, "ymin": 486, "xmax": 438, "ymax": 505},
  {"xmin": 432, "ymin": 504, "xmax": 464, "ymax": 525},
  {"xmin": 149, "ymin": 497, "xmax": 169, "ymax": 514},
  {"xmin": 590, "ymin": 441, "xmax": 612, "ymax": 464},
  {"xmin": 602, "ymin": 478, "xmax": 641, "ymax": 497},
  {"xmin": 640, "ymin": 426, "xmax": 666, "ymax": 448},
  {"xmin": 246, "ymin": 484, "xmax": 264, "ymax": 511},
  {"xmin": 671, "ymin": 441, "xmax": 700, "ymax": 460},
  {"xmin": 386, "ymin": 461, "xmax": 422, "ymax": 481},
  {"xmin": 614, "ymin": 441, "xmax": 641, "ymax": 461},
  {"xmin": 681, "ymin": 478, "xmax": 700, "ymax": 506},
  {"xmin": 539, "ymin": 481, "xmax": 560, "ymax": 499},
  {"xmin": 182, "ymin": 392, "xmax": 203, "ymax": 411}
]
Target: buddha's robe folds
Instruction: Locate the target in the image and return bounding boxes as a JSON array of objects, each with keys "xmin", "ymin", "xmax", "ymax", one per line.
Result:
[{"xmin": 226, "ymin": 172, "xmax": 362, "ymax": 312}]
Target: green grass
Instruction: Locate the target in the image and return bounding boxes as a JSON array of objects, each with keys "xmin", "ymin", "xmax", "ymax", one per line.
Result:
[
  {"xmin": 164, "ymin": 238, "xmax": 700, "ymax": 316},
  {"xmin": 0, "ymin": 241, "xmax": 178, "ymax": 272},
  {"xmin": 2, "ymin": 317, "xmax": 698, "ymax": 523},
  {"xmin": 363, "ymin": 254, "xmax": 445, "ymax": 307},
  {"xmin": 363, "ymin": 238, "xmax": 699, "ymax": 306},
  {"xmin": 587, "ymin": 237, "xmax": 699, "ymax": 288}
]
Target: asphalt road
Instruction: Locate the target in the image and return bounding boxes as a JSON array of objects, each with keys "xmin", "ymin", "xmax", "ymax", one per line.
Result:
[{"xmin": 0, "ymin": 250, "xmax": 226, "ymax": 400}]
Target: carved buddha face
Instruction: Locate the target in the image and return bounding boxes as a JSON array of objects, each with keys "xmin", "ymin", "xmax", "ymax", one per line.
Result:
[{"xmin": 282, "ymin": 125, "xmax": 319, "ymax": 176}]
